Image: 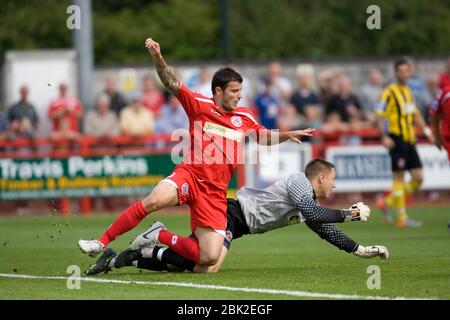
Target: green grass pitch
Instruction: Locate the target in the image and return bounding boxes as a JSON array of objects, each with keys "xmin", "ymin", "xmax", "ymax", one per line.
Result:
[{"xmin": 0, "ymin": 207, "xmax": 448, "ymax": 300}]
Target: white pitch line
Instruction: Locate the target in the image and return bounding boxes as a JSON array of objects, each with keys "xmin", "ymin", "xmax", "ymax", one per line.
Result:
[{"xmin": 0, "ymin": 273, "xmax": 433, "ymax": 300}]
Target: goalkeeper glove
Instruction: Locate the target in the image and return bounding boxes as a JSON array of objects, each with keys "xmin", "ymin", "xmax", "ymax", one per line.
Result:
[
  {"xmin": 353, "ymin": 245, "xmax": 389, "ymax": 260},
  {"xmin": 343, "ymin": 202, "xmax": 370, "ymax": 222}
]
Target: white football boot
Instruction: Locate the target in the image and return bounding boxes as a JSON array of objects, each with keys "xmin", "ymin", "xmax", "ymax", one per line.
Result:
[
  {"xmin": 78, "ymin": 239, "xmax": 105, "ymax": 257},
  {"xmin": 130, "ymin": 221, "xmax": 166, "ymax": 250}
]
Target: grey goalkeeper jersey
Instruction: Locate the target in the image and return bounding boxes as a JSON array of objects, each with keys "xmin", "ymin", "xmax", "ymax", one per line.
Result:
[{"xmin": 237, "ymin": 172, "xmax": 358, "ymax": 253}]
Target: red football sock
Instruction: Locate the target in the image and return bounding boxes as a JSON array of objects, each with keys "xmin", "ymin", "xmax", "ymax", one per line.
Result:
[
  {"xmin": 158, "ymin": 230, "xmax": 200, "ymax": 264},
  {"xmin": 98, "ymin": 201, "xmax": 148, "ymax": 246}
]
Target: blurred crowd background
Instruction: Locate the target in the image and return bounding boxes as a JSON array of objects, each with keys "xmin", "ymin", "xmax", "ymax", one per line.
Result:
[
  {"xmin": 0, "ymin": 0, "xmax": 449, "ymax": 214},
  {"xmin": 2, "ymin": 57, "xmax": 450, "ymax": 144}
]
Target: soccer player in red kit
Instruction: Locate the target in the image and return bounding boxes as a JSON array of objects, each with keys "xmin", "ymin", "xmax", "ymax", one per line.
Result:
[
  {"xmin": 78, "ymin": 37, "xmax": 314, "ymax": 266},
  {"xmin": 430, "ymin": 85, "xmax": 450, "ymax": 160}
]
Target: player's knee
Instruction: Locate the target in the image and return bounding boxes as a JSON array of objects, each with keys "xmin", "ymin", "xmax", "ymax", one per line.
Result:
[
  {"xmin": 199, "ymin": 251, "xmax": 221, "ymax": 266},
  {"xmin": 142, "ymin": 195, "xmax": 162, "ymax": 212}
]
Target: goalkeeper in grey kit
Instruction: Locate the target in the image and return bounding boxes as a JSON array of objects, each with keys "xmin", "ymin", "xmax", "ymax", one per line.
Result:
[{"xmin": 86, "ymin": 159, "xmax": 389, "ymax": 275}]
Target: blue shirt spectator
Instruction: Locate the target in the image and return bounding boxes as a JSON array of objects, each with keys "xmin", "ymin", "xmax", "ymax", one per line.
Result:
[
  {"xmin": 155, "ymin": 93, "xmax": 189, "ymax": 134},
  {"xmin": 254, "ymin": 78, "xmax": 282, "ymax": 130}
]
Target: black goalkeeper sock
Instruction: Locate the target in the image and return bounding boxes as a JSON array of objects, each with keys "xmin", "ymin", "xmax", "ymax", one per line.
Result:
[
  {"xmin": 136, "ymin": 257, "xmax": 169, "ymax": 271},
  {"xmin": 153, "ymin": 246, "xmax": 196, "ymax": 272}
]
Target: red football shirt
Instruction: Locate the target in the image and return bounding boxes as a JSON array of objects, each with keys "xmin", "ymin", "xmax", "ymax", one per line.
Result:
[
  {"xmin": 48, "ymin": 96, "xmax": 83, "ymax": 132},
  {"xmin": 176, "ymin": 82, "xmax": 265, "ymax": 190},
  {"xmin": 430, "ymin": 86, "xmax": 450, "ymax": 139}
]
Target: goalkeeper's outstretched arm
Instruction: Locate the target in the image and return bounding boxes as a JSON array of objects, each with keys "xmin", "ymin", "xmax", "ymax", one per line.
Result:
[{"xmin": 305, "ymin": 221, "xmax": 389, "ymax": 259}]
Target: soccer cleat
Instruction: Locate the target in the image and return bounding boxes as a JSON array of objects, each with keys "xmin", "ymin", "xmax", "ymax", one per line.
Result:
[
  {"xmin": 85, "ymin": 248, "xmax": 117, "ymax": 276},
  {"xmin": 114, "ymin": 248, "xmax": 143, "ymax": 269},
  {"xmin": 395, "ymin": 218, "xmax": 422, "ymax": 228},
  {"xmin": 78, "ymin": 239, "xmax": 105, "ymax": 257},
  {"xmin": 130, "ymin": 221, "xmax": 166, "ymax": 250},
  {"xmin": 376, "ymin": 197, "xmax": 393, "ymax": 225}
]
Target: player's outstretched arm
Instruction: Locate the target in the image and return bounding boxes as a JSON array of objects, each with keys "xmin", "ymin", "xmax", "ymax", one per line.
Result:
[
  {"xmin": 305, "ymin": 221, "xmax": 358, "ymax": 253},
  {"xmin": 258, "ymin": 128, "xmax": 315, "ymax": 145},
  {"xmin": 305, "ymin": 222, "xmax": 389, "ymax": 260},
  {"xmin": 145, "ymin": 37, "xmax": 180, "ymax": 96}
]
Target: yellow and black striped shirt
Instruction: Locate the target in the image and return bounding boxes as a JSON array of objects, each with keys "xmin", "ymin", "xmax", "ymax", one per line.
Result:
[{"xmin": 376, "ymin": 83, "xmax": 419, "ymax": 144}]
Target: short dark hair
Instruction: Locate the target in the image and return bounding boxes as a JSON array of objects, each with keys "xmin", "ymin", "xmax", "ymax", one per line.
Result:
[
  {"xmin": 305, "ymin": 158, "xmax": 335, "ymax": 180},
  {"xmin": 394, "ymin": 57, "xmax": 410, "ymax": 71},
  {"xmin": 211, "ymin": 67, "xmax": 243, "ymax": 95}
]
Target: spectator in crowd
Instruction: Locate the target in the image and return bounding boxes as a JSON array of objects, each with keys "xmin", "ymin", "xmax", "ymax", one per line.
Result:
[
  {"xmin": 104, "ymin": 75, "xmax": 128, "ymax": 116},
  {"xmin": 321, "ymin": 111, "xmax": 350, "ymax": 135},
  {"xmin": 0, "ymin": 112, "xmax": 9, "ymax": 145},
  {"xmin": 405, "ymin": 58, "xmax": 433, "ymax": 120},
  {"xmin": 290, "ymin": 72, "xmax": 323, "ymax": 129},
  {"xmin": 83, "ymin": 94, "xmax": 119, "ymax": 139},
  {"xmin": 83, "ymin": 94, "xmax": 118, "ymax": 212},
  {"xmin": 277, "ymin": 104, "xmax": 304, "ymax": 132},
  {"xmin": 326, "ymin": 76, "xmax": 363, "ymax": 125},
  {"xmin": 141, "ymin": 74, "xmax": 164, "ymax": 118},
  {"xmin": 155, "ymin": 91, "xmax": 189, "ymax": 134},
  {"xmin": 316, "ymin": 67, "xmax": 343, "ymax": 106},
  {"xmin": 261, "ymin": 61, "xmax": 292, "ymax": 104},
  {"xmin": 438, "ymin": 57, "xmax": 450, "ymax": 89},
  {"xmin": 192, "ymin": 66, "xmax": 212, "ymax": 97},
  {"xmin": 254, "ymin": 77, "xmax": 282, "ymax": 129},
  {"xmin": 426, "ymin": 75, "xmax": 440, "ymax": 99},
  {"xmin": 48, "ymin": 83, "xmax": 83, "ymax": 142},
  {"xmin": 7, "ymin": 85, "xmax": 39, "ymax": 139},
  {"xmin": 120, "ymin": 91, "xmax": 154, "ymax": 136},
  {"xmin": 290, "ymin": 72, "xmax": 320, "ymax": 116},
  {"xmin": 359, "ymin": 68, "xmax": 384, "ymax": 126}
]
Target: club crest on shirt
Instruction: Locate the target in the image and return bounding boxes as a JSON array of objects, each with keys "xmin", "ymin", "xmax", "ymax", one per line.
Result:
[
  {"xmin": 225, "ymin": 230, "xmax": 233, "ymax": 242},
  {"xmin": 231, "ymin": 116, "xmax": 242, "ymax": 128},
  {"xmin": 181, "ymin": 183, "xmax": 189, "ymax": 196}
]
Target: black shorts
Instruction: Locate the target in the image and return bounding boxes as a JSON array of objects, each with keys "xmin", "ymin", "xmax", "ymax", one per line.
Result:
[
  {"xmin": 223, "ymin": 198, "xmax": 250, "ymax": 249},
  {"xmin": 189, "ymin": 198, "xmax": 250, "ymax": 250},
  {"xmin": 388, "ymin": 134, "xmax": 422, "ymax": 172}
]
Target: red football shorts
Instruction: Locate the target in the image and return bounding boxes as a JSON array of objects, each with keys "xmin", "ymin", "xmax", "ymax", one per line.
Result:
[{"xmin": 161, "ymin": 164, "xmax": 227, "ymax": 235}]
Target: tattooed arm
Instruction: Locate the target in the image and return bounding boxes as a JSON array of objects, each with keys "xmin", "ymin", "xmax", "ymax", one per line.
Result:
[{"xmin": 145, "ymin": 37, "xmax": 179, "ymax": 96}]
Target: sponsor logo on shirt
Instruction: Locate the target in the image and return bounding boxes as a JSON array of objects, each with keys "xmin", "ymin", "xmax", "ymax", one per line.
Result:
[
  {"xmin": 231, "ymin": 116, "xmax": 242, "ymax": 128},
  {"xmin": 203, "ymin": 121, "xmax": 243, "ymax": 142}
]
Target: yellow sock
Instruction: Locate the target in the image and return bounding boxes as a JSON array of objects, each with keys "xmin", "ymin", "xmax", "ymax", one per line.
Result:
[
  {"xmin": 392, "ymin": 181, "xmax": 407, "ymax": 222},
  {"xmin": 404, "ymin": 180, "xmax": 421, "ymax": 197}
]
